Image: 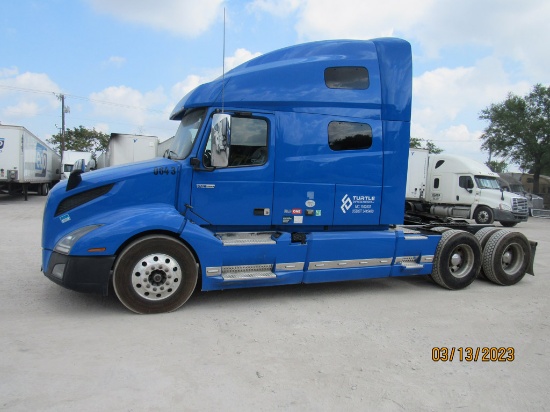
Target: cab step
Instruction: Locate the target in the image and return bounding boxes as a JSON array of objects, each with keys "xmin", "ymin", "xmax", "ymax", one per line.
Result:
[
  {"xmin": 221, "ymin": 264, "xmax": 276, "ymax": 281},
  {"xmin": 394, "ymin": 256, "xmax": 425, "ymax": 271},
  {"xmin": 216, "ymin": 232, "xmax": 277, "ymax": 246}
]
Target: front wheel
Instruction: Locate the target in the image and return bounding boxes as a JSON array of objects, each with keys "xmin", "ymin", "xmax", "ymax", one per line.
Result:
[
  {"xmin": 431, "ymin": 230, "xmax": 482, "ymax": 290},
  {"xmin": 499, "ymin": 221, "xmax": 518, "ymax": 227},
  {"xmin": 474, "ymin": 206, "xmax": 494, "ymax": 224},
  {"xmin": 113, "ymin": 235, "xmax": 198, "ymax": 314}
]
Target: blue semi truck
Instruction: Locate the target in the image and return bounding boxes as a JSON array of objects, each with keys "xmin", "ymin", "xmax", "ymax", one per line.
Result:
[{"xmin": 41, "ymin": 38, "xmax": 536, "ymax": 314}]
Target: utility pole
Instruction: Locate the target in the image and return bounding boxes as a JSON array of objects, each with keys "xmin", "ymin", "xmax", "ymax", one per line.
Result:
[
  {"xmin": 57, "ymin": 93, "xmax": 70, "ymax": 162},
  {"xmin": 61, "ymin": 94, "xmax": 66, "ymax": 155}
]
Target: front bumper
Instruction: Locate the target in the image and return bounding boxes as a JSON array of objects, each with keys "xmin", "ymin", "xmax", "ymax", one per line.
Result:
[
  {"xmin": 493, "ymin": 209, "xmax": 528, "ymax": 223},
  {"xmin": 43, "ymin": 251, "xmax": 116, "ymax": 296}
]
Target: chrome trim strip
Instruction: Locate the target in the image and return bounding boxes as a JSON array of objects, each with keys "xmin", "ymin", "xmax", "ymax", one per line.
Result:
[
  {"xmin": 206, "ymin": 267, "xmax": 221, "ymax": 277},
  {"xmin": 420, "ymin": 255, "xmax": 434, "ymax": 263},
  {"xmin": 275, "ymin": 262, "xmax": 305, "ymax": 271},
  {"xmin": 404, "ymin": 235, "xmax": 428, "ymax": 240},
  {"xmin": 307, "ymin": 258, "xmax": 393, "ymax": 271}
]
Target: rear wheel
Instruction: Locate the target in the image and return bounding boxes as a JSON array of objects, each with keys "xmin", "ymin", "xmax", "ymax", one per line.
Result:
[
  {"xmin": 482, "ymin": 230, "xmax": 530, "ymax": 286},
  {"xmin": 41, "ymin": 183, "xmax": 49, "ymax": 196},
  {"xmin": 474, "ymin": 227, "xmax": 500, "ymax": 279},
  {"xmin": 431, "ymin": 230, "xmax": 481, "ymax": 290},
  {"xmin": 113, "ymin": 235, "xmax": 198, "ymax": 314},
  {"xmin": 475, "ymin": 227, "xmax": 500, "ymax": 249}
]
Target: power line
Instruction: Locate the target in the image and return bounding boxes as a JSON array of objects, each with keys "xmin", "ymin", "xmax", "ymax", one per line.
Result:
[{"xmin": 0, "ymin": 85, "xmax": 166, "ymax": 113}]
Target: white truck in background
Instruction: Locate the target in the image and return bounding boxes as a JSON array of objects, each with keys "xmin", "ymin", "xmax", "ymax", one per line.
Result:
[
  {"xmin": 498, "ymin": 173, "xmax": 547, "ymax": 217},
  {"xmin": 95, "ymin": 133, "xmax": 159, "ymax": 169},
  {"xmin": 157, "ymin": 136, "xmax": 174, "ymax": 157},
  {"xmin": 0, "ymin": 125, "xmax": 61, "ymax": 200},
  {"xmin": 61, "ymin": 150, "xmax": 93, "ymax": 179},
  {"xmin": 406, "ymin": 149, "xmax": 529, "ymax": 227}
]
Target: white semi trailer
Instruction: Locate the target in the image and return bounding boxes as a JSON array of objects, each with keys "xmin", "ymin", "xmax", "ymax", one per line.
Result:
[
  {"xmin": 98, "ymin": 133, "xmax": 159, "ymax": 168},
  {"xmin": 0, "ymin": 125, "xmax": 61, "ymax": 200}
]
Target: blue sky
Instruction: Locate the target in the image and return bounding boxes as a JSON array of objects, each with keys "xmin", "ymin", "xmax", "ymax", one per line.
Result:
[{"xmin": 1, "ymin": 0, "xmax": 549, "ymax": 170}]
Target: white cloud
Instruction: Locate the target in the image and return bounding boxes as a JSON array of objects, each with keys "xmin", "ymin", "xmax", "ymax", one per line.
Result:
[
  {"xmin": 412, "ymin": 0, "xmax": 550, "ymax": 78},
  {"xmin": 93, "ymin": 123, "xmax": 110, "ymax": 134},
  {"xmin": 102, "ymin": 56, "xmax": 126, "ymax": 69},
  {"xmin": 290, "ymin": 0, "xmax": 434, "ymax": 40},
  {"xmin": 0, "ymin": 69, "xmax": 61, "ymax": 121},
  {"xmin": 0, "ymin": 67, "xmax": 19, "ymax": 78},
  {"xmin": 170, "ymin": 48, "xmax": 262, "ymax": 102},
  {"xmin": 171, "ymin": 75, "xmax": 207, "ymax": 101},
  {"xmin": 225, "ymin": 48, "xmax": 262, "ymax": 71},
  {"xmin": 89, "ymin": 85, "xmax": 167, "ymax": 134},
  {"xmin": 247, "ymin": 0, "xmax": 301, "ymax": 17},
  {"xmin": 279, "ymin": 0, "xmax": 550, "ymax": 81},
  {"xmin": 4, "ymin": 101, "xmax": 41, "ymax": 118},
  {"xmin": 412, "ymin": 57, "xmax": 531, "ymax": 141},
  {"xmin": 88, "ymin": 0, "xmax": 224, "ymax": 37}
]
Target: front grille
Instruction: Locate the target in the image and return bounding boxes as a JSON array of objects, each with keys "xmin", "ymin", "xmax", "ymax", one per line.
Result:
[
  {"xmin": 512, "ymin": 197, "xmax": 528, "ymax": 215},
  {"xmin": 55, "ymin": 184, "xmax": 114, "ymax": 216}
]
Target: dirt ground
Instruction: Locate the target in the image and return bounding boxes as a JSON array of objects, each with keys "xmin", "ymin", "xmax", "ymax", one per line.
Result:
[{"xmin": 1, "ymin": 194, "xmax": 549, "ymax": 411}]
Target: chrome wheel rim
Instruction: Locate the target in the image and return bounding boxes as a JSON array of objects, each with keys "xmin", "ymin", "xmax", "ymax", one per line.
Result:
[
  {"xmin": 448, "ymin": 245, "xmax": 474, "ymax": 278},
  {"xmin": 131, "ymin": 253, "xmax": 182, "ymax": 301}
]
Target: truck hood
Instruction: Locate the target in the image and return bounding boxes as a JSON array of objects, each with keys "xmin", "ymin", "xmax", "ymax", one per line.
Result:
[
  {"xmin": 480, "ymin": 187, "xmax": 525, "ymax": 204},
  {"xmin": 43, "ymin": 158, "xmax": 181, "ymax": 249}
]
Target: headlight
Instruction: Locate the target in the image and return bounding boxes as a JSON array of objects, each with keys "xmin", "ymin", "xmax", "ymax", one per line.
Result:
[
  {"xmin": 499, "ymin": 203, "xmax": 512, "ymax": 211},
  {"xmin": 54, "ymin": 225, "xmax": 102, "ymax": 255}
]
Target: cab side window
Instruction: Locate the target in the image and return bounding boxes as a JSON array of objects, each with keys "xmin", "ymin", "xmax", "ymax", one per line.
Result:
[
  {"xmin": 459, "ymin": 176, "xmax": 474, "ymax": 189},
  {"xmin": 204, "ymin": 116, "xmax": 268, "ymax": 167}
]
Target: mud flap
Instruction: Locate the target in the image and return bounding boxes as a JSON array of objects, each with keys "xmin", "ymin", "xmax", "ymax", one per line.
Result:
[{"xmin": 528, "ymin": 240, "xmax": 537, "ymax": 276}]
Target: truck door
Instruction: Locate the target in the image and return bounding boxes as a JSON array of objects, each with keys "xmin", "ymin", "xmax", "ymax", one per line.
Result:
[
  {"xmin": 457, "ymin": 175, "xmax": 477, "ymax": 205},
  {"xmin": 190, "ymin": 112, "xmax": 274, "ymax": 227}
]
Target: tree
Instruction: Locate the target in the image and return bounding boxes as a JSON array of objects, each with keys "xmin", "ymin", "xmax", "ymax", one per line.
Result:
[
  {"xmin": 479, "ymin": 84, "xmax": 550, "ymax": 193},
  {"xmin": 410, "ymin": 137, "xmax": 444, "ymax": 154},
  {"xmin": 486, "ymin": 160, "xmax": 507, "ymax": 173},
  {"xmin": 48, "ymin": 126, "xmax": 109, "ymax": 157}
]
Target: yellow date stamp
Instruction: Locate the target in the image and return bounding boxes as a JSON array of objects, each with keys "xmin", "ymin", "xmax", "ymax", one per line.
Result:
[{"xmin": 432, "ymin": 347, "xmax": 515, "ymax": 362}]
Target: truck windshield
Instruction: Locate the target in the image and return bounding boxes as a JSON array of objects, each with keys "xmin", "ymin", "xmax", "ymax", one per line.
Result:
[
  {"xmin": 509, "ymin": 184, "xmax": 525, "ymax": 192},
  {"xmin": 169, "ymin": 108, "xmax": 206, "ymax": 159},
  {"xmin": 475, "ymin": 176, "xmax": 501, "ymax": 189}
]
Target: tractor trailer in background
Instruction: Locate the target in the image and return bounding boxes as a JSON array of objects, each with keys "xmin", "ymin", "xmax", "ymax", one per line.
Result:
[
  {"xmin": 96, "ymin": 133, "xmax": 158, "ymax": 169},
  {"xmin": 0, "ymin": 125, "xmax": 61, "ymax": 200},
  {"xmin": 406, "ymin": 149, "xmax": 529, "ymax": 227},
  {"xmin": 41, "ymin": 38, "xmax": 537, "ymax": 314},
  {"xmin": 61, "ymin": 151, "xmax": 93, "ymax": 179},
  {"xmin": 498, "ymin": 173, "xmax": 547, "ymax": 217}
]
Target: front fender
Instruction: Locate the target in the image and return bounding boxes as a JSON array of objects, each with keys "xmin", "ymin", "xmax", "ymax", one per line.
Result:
[{"xmin": 69, "ymin": 204, "xmax": 186, "ymax": 255}]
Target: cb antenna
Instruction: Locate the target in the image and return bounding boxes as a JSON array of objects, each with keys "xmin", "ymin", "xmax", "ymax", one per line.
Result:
[{"xmin": 222, "ymin": 7, "xmax": 226, "ymax": 113}]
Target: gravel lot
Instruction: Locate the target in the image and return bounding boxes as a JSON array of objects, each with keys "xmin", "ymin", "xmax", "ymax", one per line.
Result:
[{"xmin": 1, "ymin": 194, "xmax": 549, "ymax": 411}]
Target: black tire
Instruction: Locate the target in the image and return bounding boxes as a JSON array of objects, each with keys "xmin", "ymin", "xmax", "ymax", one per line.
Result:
[
  {"xmin": 499, "ymin": 221, "xmax": 518, "ymax": 227},
  {"xmin": 474, "ymin": 206, "xmax": 494, "ymax": 224},
  {"xmin": 113, "ymin": 235, "xmax": 198, "ymax": 314},
  {"xmin": 41, "ymin": 183, "xmax": 49, "ymax": 196},
  {"xmin": 482, "ymin": 230, "xmax": 530, "ymax": 286},
  {"xmin": 431, "ymin": 230, "xmax": 482, "ymax": 290},
  {"xmin": 474, "ymin": 227, "xmax": 500, "ymax": 279},
  {"xmin": 475, "ymin": 227, "xmax": 500, "ymax": 250}
]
